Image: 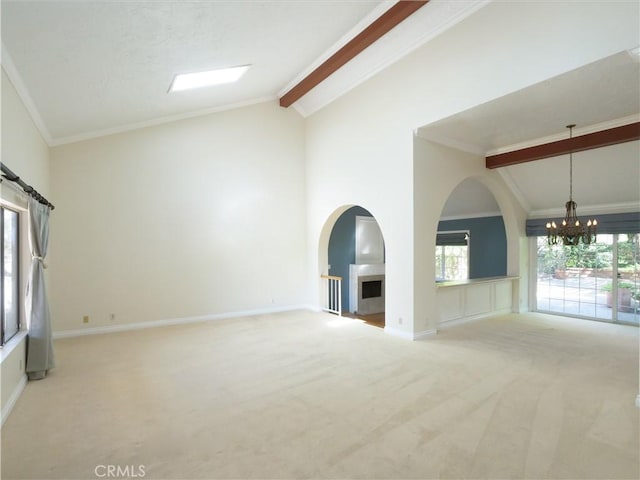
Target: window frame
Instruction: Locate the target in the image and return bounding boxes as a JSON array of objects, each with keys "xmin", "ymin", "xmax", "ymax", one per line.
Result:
[
  {"xmin": 532, "ymin": 233, "xmax": 639, "ymax": 325},
  {"xmin": 435, "ymin": 230, "xmax": 470, "ymax": 281},
  {"xmin": 1, "ymin": 205, "xmax": 21, "ymax": 346}
]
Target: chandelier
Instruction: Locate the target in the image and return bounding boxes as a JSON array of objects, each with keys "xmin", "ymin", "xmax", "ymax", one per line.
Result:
[{"xmin": 546, "ymin": 124, "xmax": 597, "ymax": 246}]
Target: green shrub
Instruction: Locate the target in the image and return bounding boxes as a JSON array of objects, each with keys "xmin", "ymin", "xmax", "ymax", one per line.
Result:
[{"xmin": 601, "ymin": 281, "xmax": 635, "ymax": 292}]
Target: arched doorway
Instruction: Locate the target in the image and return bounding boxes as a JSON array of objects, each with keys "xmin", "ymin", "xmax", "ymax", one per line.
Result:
[
  {"xmin": 437, "ymin": 178, "xmax": 507, "ymax": 281},
  {"xmin": 319, "ymin": 205, "xmax": 386, "ymax": 328},
  {"xmin": 432, "ymin": 176, "xmax": 522, "ymax": 327}
]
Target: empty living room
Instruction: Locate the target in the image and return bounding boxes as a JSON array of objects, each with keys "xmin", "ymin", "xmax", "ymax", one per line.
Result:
[{"xmin": 1, "ymin": 1, "xmax": 639, "ymax": 479}]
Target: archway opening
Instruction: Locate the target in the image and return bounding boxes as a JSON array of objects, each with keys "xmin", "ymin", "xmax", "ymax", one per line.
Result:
[
  {"xmin": 437, "ymin": 178, "xmax": 507, "ymax": 282},
  {"xmin": 321, "ymin": 205, "xmax": 386, "ymax": 328}
]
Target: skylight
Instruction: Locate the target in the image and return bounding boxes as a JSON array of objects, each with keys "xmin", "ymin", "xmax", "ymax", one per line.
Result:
[{"xmin": 168, "ymin": 65, "xmax": 251, "ymax": 92}]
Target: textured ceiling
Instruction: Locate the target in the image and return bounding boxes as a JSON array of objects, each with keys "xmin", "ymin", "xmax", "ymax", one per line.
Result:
[
  {"xmin": 418, "ymin": 52, "xmax": 640, "ymax": 154},
  {"xmin": 424, "ymin": 52, "xmax": 640, "ymax": 218},
  {"xmin": 1, "ymin": 0, "xmax": 381, "ymax": 142},
  {"xmin": 1, "ymin": 0, "xmax": 487, "ymax": 144},
  {"xmin": 2, "ymin": 1, "xmax": 639, "ymax": 218}
]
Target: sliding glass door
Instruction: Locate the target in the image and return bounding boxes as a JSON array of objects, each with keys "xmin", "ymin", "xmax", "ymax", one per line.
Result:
[
  {"xmin": 536, "ymin": 234, "xmax": 639, "ymax": 325},
  {"xmin": 616, "ymin": 233, "xmax": 639, "ymax": 323}
]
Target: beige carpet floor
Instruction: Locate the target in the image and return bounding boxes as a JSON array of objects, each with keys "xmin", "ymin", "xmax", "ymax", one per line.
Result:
[{"xmin": 1, "ymin": 310, "xmax": 638, "ymax": 480}]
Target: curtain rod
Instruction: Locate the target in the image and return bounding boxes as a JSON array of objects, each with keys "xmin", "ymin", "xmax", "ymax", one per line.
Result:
[{"xmin": 1, "ymin": 163, "xmax": 55, "ymax": 210}]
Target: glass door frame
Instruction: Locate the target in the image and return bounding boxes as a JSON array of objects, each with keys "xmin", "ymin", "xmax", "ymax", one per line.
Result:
[{"xmin": 531, "ymin": 234, "xmax": 639, "ymax": 325}]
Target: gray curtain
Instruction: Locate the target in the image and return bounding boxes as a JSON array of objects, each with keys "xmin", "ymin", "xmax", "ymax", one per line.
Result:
[{"xmin": 26, "ymin": 198, "xmax": 54, "ymax": 380}]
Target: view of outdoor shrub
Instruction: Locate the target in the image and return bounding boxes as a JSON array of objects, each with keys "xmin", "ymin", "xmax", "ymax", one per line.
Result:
[{"xmin": 536, "ymin": 234, "xmax": 639, "ymax": 276}]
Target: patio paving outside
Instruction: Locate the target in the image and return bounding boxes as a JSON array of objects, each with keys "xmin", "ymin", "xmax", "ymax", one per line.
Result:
[{"xmin": 537, "ymin": 274, "xmax": 639, "ymax": 325}]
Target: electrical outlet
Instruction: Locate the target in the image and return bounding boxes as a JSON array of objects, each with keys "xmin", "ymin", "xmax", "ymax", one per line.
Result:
[
  {"xmin": 83, "ymin": 315, "xmax": 89, "ymax": 323},
  {"xmin": 398, "ymin": 317, "xmax": 403, "ymax": 325},
  {"xmin": 110, "ymin": 313, "xmax": 115, "ymax": 321}
]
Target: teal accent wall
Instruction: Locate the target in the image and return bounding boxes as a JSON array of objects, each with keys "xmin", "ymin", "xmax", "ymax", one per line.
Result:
[
  {"xmin": 437, "ymin": 216, "xmax": 507, "ymax": 278},
  {"xmin": 328, "ymin": 206, "xmax": 375, "ymax": 310}
]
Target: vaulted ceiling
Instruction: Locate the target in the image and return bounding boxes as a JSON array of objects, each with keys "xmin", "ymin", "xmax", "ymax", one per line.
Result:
[
  {"xmin": 1, "ymin": 0, "xmax": 485, "ymax": 144},
  {"xmin": 1, "ymin": 0, "xmax": 379, "ymax": 142},
  {"xmin": 2, "ymin": 1, "xmax": 639, "ymax": 219},
  {"xmin": 430, "ymin": 51, "xmax": 640, "ymax": 219}
]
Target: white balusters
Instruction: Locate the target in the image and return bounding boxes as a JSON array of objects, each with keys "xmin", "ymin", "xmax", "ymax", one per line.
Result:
[{"xmin": 321, "ymin": 275, "xmax": 342, "ymax": 316}]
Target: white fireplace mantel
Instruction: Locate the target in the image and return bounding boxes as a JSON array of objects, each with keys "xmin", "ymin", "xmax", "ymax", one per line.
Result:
[{"xmin": 349, "ymin": 263, "xmax": 385, "ymax": 315}]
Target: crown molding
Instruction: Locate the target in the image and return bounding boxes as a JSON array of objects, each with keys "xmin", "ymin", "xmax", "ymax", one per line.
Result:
[
  {"xmin": 486, "ymin": 114, "xmax": 640, "ymax": 157},
  {"xmin": 496, "ymin": 168, "xmax": 531, "ymax": 213},
  {"xmin": 280, "ymin": 1, "xmax": 429, "ymax": 107},
  {"xmin": 286, "ymin": 0, "xmax": 491, "ymax": 116},
  {"xmin": 487, "ymin": 121, "xmax": 640, "ymax": 169},
  {"xmin": 277, "ymin": 1, "xmax": 397, "ymax": 101},
  {"xmin": 485, "ymin": 115, "xmax": 640, "ymax": 158},
  {"xmin": 529, "ymin": 201, "xmax": 640, "ymax": 219},
  {"xmin": 439, "ymin": 211, "xmax": 502, "ymax": 221},
  {"xmin": 1, "ymin": 44, "xmax": 53, "ymax": 145},
  {"xmin": 414, "ymin": 129, "xmax": 486, "ymax": 156},
  {"xmin": 50, "ymin": 96, "xmax": 277, "ymax": 146}
]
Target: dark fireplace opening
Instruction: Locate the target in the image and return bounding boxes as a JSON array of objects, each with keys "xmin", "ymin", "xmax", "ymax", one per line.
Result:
[{"xmin": 361, "ymin": 280, "xmax": 382, "ymax": 299}]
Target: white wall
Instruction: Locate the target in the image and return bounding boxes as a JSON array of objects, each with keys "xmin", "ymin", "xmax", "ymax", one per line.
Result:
[
  {"xmin": 305, "ymin": 1, "xmax": 637, "ymax": 338},
  {"xmin": 413, "ymin": 138, "xmax": 528, "ymax": 334},
  {"xmin": 5, "ymin": 0, "xmax": 638, "ymax": 340},
  {"xmin": 1, "ymin": 67, "xmax": 50, "ymax": 422},
  {"xmin": 307, "ymin": 106, "xmax": 415, "ymax": 336},
  {"xmin": 49, "ymin": 101, "xmax": 308, "ymax": 333},
  {"xmin": 1, "ymin": 69, "xmax": 50, "ymax": 192}
]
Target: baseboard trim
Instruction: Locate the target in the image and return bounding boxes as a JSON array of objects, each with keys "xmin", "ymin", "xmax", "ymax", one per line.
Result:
[
  {"xmin": 384, "ymin": 326, "xmax": 414, "ymax": 340},
  {"xmin": 53, "ymin": 304, "xmax": 314, "ymax": 339},
  {"xmin": 1, "ymin": 374, "xmax": 27, "ymax": 428},
  {"xmin": 439, "ymin": 308, "xmax": 513, "ymax": 329},
  {"xmin": 384, "ymin": 326, "xmax": 438, "ymax": 341},
  {"xmin": 414, "ymin": 328, "xmax": 438, "ymax": 340}
]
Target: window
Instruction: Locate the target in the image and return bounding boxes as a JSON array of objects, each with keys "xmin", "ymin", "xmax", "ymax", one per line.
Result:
[
  {"xmin": 535, "ymin": 234, "xmax": 639, "ymax": 325},
  {"xmin": 435, "ymin": 231, "xmax": 469, "ymax": 281},
  {"xmin": 1, "ymin": 206, "xmax": 20, "ymax": 345}
]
